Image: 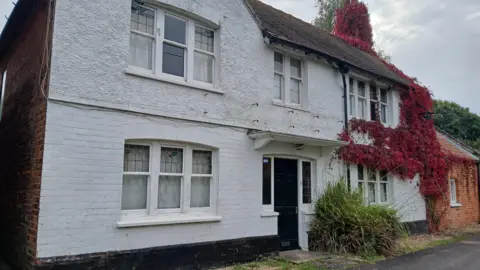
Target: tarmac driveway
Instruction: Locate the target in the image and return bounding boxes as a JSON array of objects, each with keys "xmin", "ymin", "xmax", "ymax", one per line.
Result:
[{"xmin": 355, "ymin": 235, "xmax": 480, "ymax": 270}]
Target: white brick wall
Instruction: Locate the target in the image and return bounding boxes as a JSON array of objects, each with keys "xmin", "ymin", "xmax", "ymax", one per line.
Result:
[{"xmin": 38, "ymin": 102, "xmax": 280, "ymax": 257}]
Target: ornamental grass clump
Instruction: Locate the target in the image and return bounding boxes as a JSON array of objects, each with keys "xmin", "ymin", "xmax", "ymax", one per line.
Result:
[{"xmin": 309, "ymin": 181, "xmax": 404, "ymax": 257}]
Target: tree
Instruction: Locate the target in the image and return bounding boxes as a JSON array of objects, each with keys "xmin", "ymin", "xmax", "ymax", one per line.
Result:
[
  {"xmin": 434, "ymin": 100, "xmax": 480, "ymax": 150},
  {"xmin": 313, "ymin": 0, "xmax": 348, "ymax": 32}
]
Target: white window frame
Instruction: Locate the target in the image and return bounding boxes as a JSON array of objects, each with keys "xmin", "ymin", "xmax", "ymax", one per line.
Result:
[
  {"xmin": 128, "ymin": 3, "xmax": 218, "ymax": 88},
  {"xmin": 449, "ymin": 179, "xmax": 461, "ymax": 207},
  {"xmin": 347, "ymin": 75, "xmax": 392, "ymax": 125},
  {"xmin": 273, "ymin": 51, "xmax": 306, "ymax": 106},
  {"xmin": 121, "ymin": 141, "xmax": 218, "ymax": 220},
  {"xmin": 354, "ymin": 165, "xmax": 391, "ymax": 204}
]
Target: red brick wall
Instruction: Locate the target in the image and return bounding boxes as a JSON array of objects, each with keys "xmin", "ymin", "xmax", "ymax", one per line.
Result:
[
  {"xmin": 0, "ymin": 1, "xmax": 52, "ymax": 269},
  {"xmin": 435, "ymin": 164, "xmax": 479, "ymax": 231}
]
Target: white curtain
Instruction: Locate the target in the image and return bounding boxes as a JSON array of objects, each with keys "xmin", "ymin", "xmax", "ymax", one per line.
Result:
[
  {"xmin": 158, "ymin": 176, "xmax": 181, "ymax": 209},
  {"xmin": 191, "ymin": 177, "xmax": 210, "ymax": 208},
  {"xmin": 122, "ymin": 175, "xmax": 148, "ymax": 210},
  {"xmin": 194, "ymin": 52, "xmax": 213, "ymax": 83},
  {"xmin": 129, "ymin": 33, "xmax": 153, "ymax": 70}
]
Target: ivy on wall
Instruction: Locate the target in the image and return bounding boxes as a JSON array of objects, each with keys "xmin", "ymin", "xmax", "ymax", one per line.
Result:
[{"xmin": 332, "ymin": 0, "xmax": 476, "ymax": 230}]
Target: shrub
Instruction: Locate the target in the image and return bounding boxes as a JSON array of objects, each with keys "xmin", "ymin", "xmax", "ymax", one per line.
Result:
[{"xmin": 309, "ymin": 181, "xmax": 404, "ymax": 257}]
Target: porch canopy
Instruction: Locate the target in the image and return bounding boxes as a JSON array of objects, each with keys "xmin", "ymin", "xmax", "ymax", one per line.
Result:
[{"xmin": 248, "ymin": 131, "xmax": 348, "ymax": 150}]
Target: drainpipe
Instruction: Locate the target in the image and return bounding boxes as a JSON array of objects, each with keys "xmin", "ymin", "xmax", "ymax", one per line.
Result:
[{"xmin": 339, "ymin": 64, "xmax": 350, "ymax": 132}]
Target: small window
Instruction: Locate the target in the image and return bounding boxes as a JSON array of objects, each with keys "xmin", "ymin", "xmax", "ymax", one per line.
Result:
[
  {"xmin": 163, "ymin": 15, "xmax": 187, "ymax": 77},
  {"xmin": 349, "ymin": 78, "xmax": 355, "ymax": 117},
  {"xmin": 370, "ymin": 84, "xmax": 378, "ymax": 121},
  {"xmin": 357, "ymin": 81, "xmax": 367, "ymax": 119},
  {"xmin": 158, "ymin": 147, "xmax": 184, "ymax": 209},
  {"xmin": 380, "ymin": 89, "xmax": 388, "ymax": 124},
  {"xmin": 272, "ymin": 52, "xmax": 305, "ymax": 105},
  {"xmin": 302, "ymin": 161, "xmax": 312, "ymax": 204},
  {"xmin": 290, "ymin": 58, "xmax": 302, "ymax": 104},
  {"xmin": 194, "ymin": 26, "xmax": 215, "ymax": 83},
  {"xmin": 262, "ymin": 157, "xmax": 272, "ymax": 205},
  {"xmin": 273, "ymin": 52, "xmax": 284, "ymax": 100},
  {"xmin": 357, "ymin": 165, "xmax": 390, "ymax": 204},
  {"xmin": 450, "ymin": 179, "xmax": 457, "ymax": 205}
]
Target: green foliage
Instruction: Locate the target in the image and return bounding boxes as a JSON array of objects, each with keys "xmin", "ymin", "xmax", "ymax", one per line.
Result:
[
  {"xmin": 313, "ymin": 0, "xmax": 348, "ymax": 32},
  {"xmin": 434, "ymin": 100, "xmax": 480, "ymax": 151},
  {"xmin": 309, "ymin": 181, "xmax": 404, "ymax": 257}
]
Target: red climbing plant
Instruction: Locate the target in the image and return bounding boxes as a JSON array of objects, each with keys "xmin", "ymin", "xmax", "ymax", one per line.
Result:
[{"xmin": 333, "ymin": 0, "xmax": 476, "ymax": 206}]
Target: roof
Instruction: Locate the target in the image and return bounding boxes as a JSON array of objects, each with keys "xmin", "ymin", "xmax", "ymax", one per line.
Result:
[
  {"xmin": 245, "ymin": 0, "xmax": 410, "ymax": 87},
  {"xmin": 436, "ymin": 130, "xmax": 479, "ymax": 161}
]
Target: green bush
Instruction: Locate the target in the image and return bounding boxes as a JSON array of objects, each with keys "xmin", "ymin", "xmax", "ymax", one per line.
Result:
[{"xmin": 309, "ymin": 181, "xmax": 404, "ymax": 257}]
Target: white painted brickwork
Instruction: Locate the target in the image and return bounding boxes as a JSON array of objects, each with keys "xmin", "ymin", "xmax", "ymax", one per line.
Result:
[
  {"xmin": 38, "ymin": 0, "xmax": 426, "ymax": 259},
  {"xmin": 38, "ymin": 102, "xmax": 279, "ymax": 257}
]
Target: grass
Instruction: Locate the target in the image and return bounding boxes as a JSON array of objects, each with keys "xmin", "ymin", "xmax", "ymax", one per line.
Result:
[
  {"xmin": 396, "ymin": 234, "xmax": 467, "ymax": 255},
  {"xmin": 227, "ymin": 258, "xmax": 324, "ymax": 270}
]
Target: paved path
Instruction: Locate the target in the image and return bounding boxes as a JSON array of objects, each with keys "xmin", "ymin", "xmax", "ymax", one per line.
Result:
[{"xmin": 355, "ymin": 235, "xmax": 480, "ymax": 270}]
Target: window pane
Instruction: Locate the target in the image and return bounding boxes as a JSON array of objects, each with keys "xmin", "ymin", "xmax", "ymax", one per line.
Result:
[
  {"xmin": 165, "ymin": 15, "xmax": 186, "ymax": 44},
  {"xmin": 158, "ymin": 176, "xmax": 181, "ymax": 209},
  {"xmin": 368, "ymin": 182, "xmax": 376, "ymax": 203},
  {"xmin": 370, "ymin": 85, "xmax": 378, "ymax": 100},
  {"xmin": 160, "ymin": 147, "xmax": 183, "ymax": 173},
  {"xmin": 124, "ymin": 145, "xmax": 150, "ymax": 172},
  {"xmin": 380, "ymin": 89, "xmax": 388, "ymax": 103},
  {"xmin": 358, "ymin": 81, "xmax": 365, "ymax": 97},
  {"xmin": 450, "ymin": 180, "xmax": 456, "ymax": 203},
  {"xmin": 274, "ymin": 52, "xmax": 283, "ymax": 73},
  {"xmin": 194, "ymin": 52, "xmax": 213, "ymax": 83},
  {"xmin": 370, "ymin": 101, "xmax": 378, "ymax": 121},
  {"xmin": 358, "ymin": 166, "xmax": 364, "ymax": 180},
  {"xmin": 195, "ymin": 26, "xmax": 214, "ymax": 53},
  {"xmin": 302, "ymin": 162, "xmax": 312, "ymax": 204},
  {"xmin": 129, "ymin": 33, "xmax": 153, "ymax": 70},
  {"xmin": 262, "ymin": 158, "xmax": 272, "ymax": 205},
  {"xmin": 122, "ymin": 175, "xmax": 148, "ymax": 210},
  {"xmin": 192, "ymin": 150, "xmax": 212, "ymax": 174},
  {"xmin": 349, "ymin": 95, "xmax": 355, "ymax": 117},
  {"xmin": 380, "ymin": 183, "xmax": 388, "ymax": 202},
  {"xmin": 191, "ymin": 177, "xmax": 210, "ymax": 208},
  {"xmin": 274, "ymin": 74, "xmax": 283, "ymax": 99},
  {"xmin": 290, "ymin": 79, "xmax": 300, "ymax": 104},
  {"xmin": 381, "ymin": 104, "xmax": 387, "ymax": 123},
  {"xmin": 349, "ymin": 78, "xmax": 354, "ymax": 93},
  {"xmin": 131, "ymin": 5, "xmax": 155, "ymax": 35},
  {"xmin": 163, "ymin": 43, "xmax": 185, "ymax": 77},
  {"xmin": 380, "ymin": 170, "xmax": 388, "ymax": 182},
  {"xmin": 290, "ymin": 58, "xmax": 301, "ymax": 78},
  {"xmin": 358, "ymin": 98, "xmax": 366, "ymax": 119},
  {"xmin": 368, "ymin": 168, "xmax": 376, "ymax": 181},
  {"xmin": 358, "ymin": 181, "xmax": 363, "ymax": 194}
]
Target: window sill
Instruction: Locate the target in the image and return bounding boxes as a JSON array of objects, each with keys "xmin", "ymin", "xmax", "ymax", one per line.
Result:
[
  {"xmin": 125, "ymin": 67, "xmax": 224, "ymax": 95},
  {"xmin": 261, "ymin": 211, "xmax": 279, "ymax": 217},
  {"xmin": 116, "ymin": 214, "xmax": 223, "ymax": 228},
  {"xmin": 272, "ymin": 100, "xmax": 310, "ymax": 113},
  {"xmin": 450, "ymin": 203, "xmax": 462, "ymax": 208}
]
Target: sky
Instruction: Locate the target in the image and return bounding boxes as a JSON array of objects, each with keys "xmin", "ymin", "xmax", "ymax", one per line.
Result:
[{"xmin": 1, "ymin": 0, "xmax": 479, "ymax": 113}]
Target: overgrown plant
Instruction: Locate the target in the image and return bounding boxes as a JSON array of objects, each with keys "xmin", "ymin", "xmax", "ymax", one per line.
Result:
[{"xmin": 310, "ymin": 181, "xmax": 404, "ymax": 257}]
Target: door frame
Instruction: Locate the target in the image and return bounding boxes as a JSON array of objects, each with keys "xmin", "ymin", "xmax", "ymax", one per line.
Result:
[{"xmin": 264, "ymin": 155, "xmax": 314, "ymax": 251}]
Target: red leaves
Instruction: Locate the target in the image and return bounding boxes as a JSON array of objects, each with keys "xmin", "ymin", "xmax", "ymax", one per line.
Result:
[{"xmin": 332, "ymin": 1, "xmax": 466, "ymax": 198}]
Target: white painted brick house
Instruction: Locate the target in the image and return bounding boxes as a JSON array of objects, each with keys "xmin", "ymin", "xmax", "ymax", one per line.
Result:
[{"xmin": 0, "ymin": 0, "xmax": 427, "ymax": 268}]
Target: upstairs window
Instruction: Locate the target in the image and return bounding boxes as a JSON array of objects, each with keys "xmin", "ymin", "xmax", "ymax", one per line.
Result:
[
  {"xmin": 273, "ymin": 52, "xmax": 305, "ymax": 106},
  {"xmin": 449, "ymin": 179, "xmax": 458, "ymax": 206},
  {"xmin": 129, "ymin": 4, "xmax": 216, "ymax": 85},
  {"xmin": 348, "ymin": 77, "xmax": 391, "ymax": 125}
]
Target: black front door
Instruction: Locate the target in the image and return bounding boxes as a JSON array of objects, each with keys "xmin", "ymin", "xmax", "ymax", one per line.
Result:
[{"xmin": 274, "ymin": 158, "xmax": 299, "ymax": 251}]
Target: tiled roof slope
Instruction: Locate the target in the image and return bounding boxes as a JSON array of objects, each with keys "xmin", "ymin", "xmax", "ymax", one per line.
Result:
[
  {"xmin": 437, "ymin": 131, "xmax": 479, "ymax": 161},
  {"xmin": 246, "ymin": 0, "xmax": 410, "ymax": 86}
]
